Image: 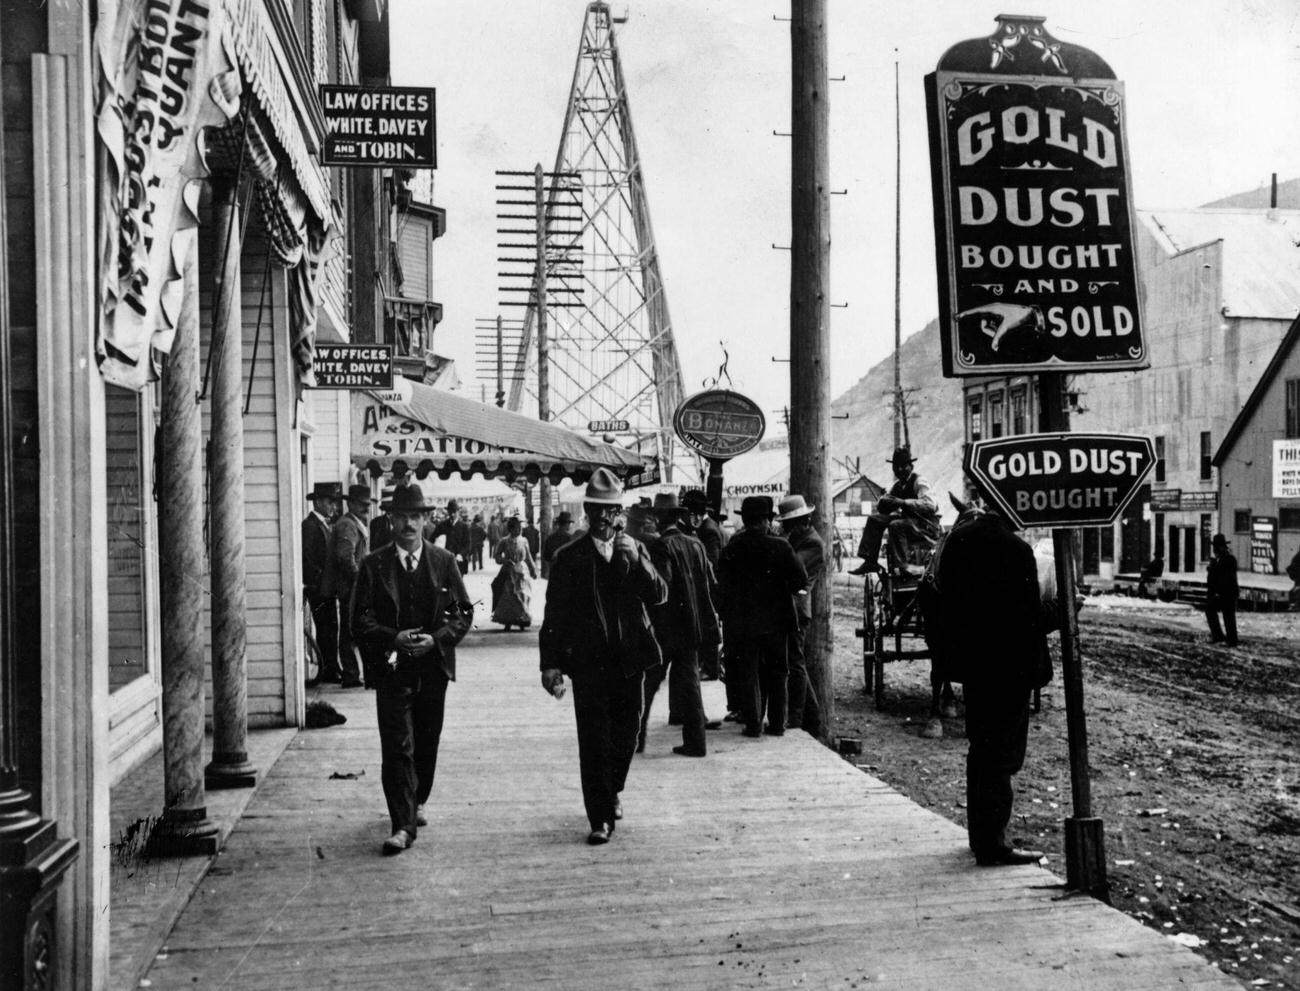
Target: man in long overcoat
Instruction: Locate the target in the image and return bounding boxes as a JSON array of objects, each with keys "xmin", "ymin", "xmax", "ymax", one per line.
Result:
[
  {"xmin": 1205, "ymin": 533, "xmax": 1239, "ymax": 646},
  {"xmin": 352, "ymin": 484, "xmax": 474, "ymax": 854},
  {"xmin": 323, "ymin": 484, "xmax": 373, "ymax": 688},
  {"xmin": 777, "ymin": 494, "xmax": 823, "ymax": 735},
  {"xmin": 639, "ymin": 492, "xmax": 720, "ymax": 757},
  {"xmin": 302, "ymin": 481, "xmax": 341, "ymax": 683},
  {"xmin": 540, "ymin": 468, "xmax": 667, "ymax": 844},
  {"xmin": 717, "ymin": 496, "xmax": 808, "ymax": 738},
  {"xmin": 937, "ymin": 507, "xmax": 1049, "ymax": 866}
]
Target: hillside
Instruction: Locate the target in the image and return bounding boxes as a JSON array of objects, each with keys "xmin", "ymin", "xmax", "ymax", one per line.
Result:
[{"xmin": 830, "ymin": 319, "xmax": 967, "ymax": 523}]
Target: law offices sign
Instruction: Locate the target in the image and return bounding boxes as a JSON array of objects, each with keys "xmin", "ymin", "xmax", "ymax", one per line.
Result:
[
  {"xmin": 320, "ymin": 85, "xmax": 436, "ymax": 167},
  {"xmin": 925, "ymin": 15, "xmax": 1148, "ymax": 376}
]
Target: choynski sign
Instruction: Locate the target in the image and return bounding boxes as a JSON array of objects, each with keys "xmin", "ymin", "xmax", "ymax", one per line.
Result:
[{"xmin": 925, "ymin": 14, "xmax": 1148, "ymax": 377}]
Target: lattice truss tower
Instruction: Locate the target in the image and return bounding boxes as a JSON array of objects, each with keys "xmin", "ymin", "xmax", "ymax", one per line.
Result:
[{"xmin": 507, "ymin": 2, "xmax": 696, "ymax": 483}]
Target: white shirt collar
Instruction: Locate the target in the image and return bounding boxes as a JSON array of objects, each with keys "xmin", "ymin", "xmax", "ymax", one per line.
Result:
[
  {"xmin": 400, "ymin": 544, "xmax": 423, "ymax": 570},
  {"xmin": 311, "ymin": 509, "xmax": 332, "ymax": 527},
  {"xmin": 591, "ymin": 534, "xmax": 614, "ymax": 563}
]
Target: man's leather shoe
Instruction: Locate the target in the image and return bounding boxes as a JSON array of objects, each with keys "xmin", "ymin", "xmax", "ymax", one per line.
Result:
[
  {"xmin": 382, "ymin": 829, "xmax": 414, "ymax": 855},
  {"xmin": 672, "ymin": 745, "xmax": 706, "ymax": 757},
  {"xmin": 763, "ymin": 727, "xmax": 785, "ymax": 737},
  {"xmin": 723, "ymin": 712, "xmax": 742, "ymax": 723},
  {"xmin": 705, "ymin": 720, "xmax": 724, "ymax": 730},
  {"xmin": 340, "ymin": 679, "xmax": 363, "ymax": 689},
  {"xmin": 416, "ymin": 805, "xmax": 428, "ymax": 827},
  {"xmin": 587, "ymin": 823, "xmax": 613, "ymax": 845},
  {"xmin": 847, "ymin": 563, "xmax": 876, "ymax": 576},
  {"xmin": 613, "ymin": 798, "xmax": 623, "ymax": 821},
  {"xmin": 741, "ymin": 727, "xmax": 762, "ymax": 738},
  {"xmin": 975, "ymin": 846, "xmax": 1045, "ymax": 866}
]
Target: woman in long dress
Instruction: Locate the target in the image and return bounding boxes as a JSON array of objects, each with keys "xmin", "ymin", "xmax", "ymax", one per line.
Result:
[{"xmin": 491, "ymin": 516, "xmax": 537, "ymax": 630}]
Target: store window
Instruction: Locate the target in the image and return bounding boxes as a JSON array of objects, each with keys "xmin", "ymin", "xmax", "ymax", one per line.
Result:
[
  {"xmin": 1233, "ymin": 508, "xmax": 1251, "ymax": 533},
  {"xmin": 989, "ymin": 392, "xmax": 1004, "ymax": 438},
  {"xmin": 105, "ymin": 385, "xmax": 151, "ymax": 691},
  {"xmin": 1286, "ymin": 379, "xmax": 1300, "ymax": 439},
  {"xmin": 967, "ymin": 397, "xmax": 982, "ymax": 442},
  {"xmin": 1280, "ymin": 506, "xmax": 1300, "ymax": 530},
  {"xmin": 1200, "ymin": 431, "xmax": 1212, "ymax": 481},
  {"xmin": 1154, "ymin": 436, "xmax": 1166, "ymax": 483},
  {"xmin": 1009, "ymin": 387, "xmax": 1026, "ymax": 435},
  {"xmin": 1200, "ymin": 514, "xmax": 1213, "ymax": 561}
]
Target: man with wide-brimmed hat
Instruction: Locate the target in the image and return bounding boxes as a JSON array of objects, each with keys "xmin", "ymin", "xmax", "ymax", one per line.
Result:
[
  {"xmin": 717, "ymin": 496, "xmax": 808, "ymax": 738},
  {"xmin": 323, "ymin": 483, "xmax": 375, "ymax": 688},
  {"xmin": 1205, "ymin": 533, "xmax": 1239, "ymax": 647},
  {"xmin": 638, "ymin": 492, "xmax": 721, "ymax": 758},
  {"xmin": 540, "ymin": 510, "xmax": 576, "ymax": 579},
  {"xmin": 540, "ymin": 468, "xmax": 667, "ymax": 844},
  {"xmin": 777, "ymin": 493, "xmax": 823, "ymax": 735},
  {"xmin": 848, "ymin": 447, "xmax": 941, "ymax": 576},
  {"xmin": 303, "ymin": 482, "xmax": 343, "ymax": 683},
  {"xmin": 352, "ymin": 483, "xmax": 474, "ymax": 854},
  {"xmin": 681, "ymin": 489, "xmax": 723, "ymax": 566}
]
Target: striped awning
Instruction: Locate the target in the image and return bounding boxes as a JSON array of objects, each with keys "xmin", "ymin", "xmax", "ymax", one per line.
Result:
[{"xmin": 351, "ymin": 378, "xmax": 646, "ymax": 484}]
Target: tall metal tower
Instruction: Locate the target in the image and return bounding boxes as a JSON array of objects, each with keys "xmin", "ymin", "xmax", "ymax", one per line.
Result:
[{"xmin": 506, "ymin": 1, "xmax": 695, "ymax": 484}]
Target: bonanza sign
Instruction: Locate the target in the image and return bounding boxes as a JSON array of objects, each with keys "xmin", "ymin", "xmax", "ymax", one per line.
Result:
[
  {"xmin": 321, "ymin": 85, "xmax": 437, "ymax": 168},
  {"xmin": 965, "ymin": 432, "xmax": 1155, "ymax": 530},
  {"xmin": 926, "ymin": 16, "xmax": 1147, "ymax": 376},
  {"xmin": 674, "ymin": 390, "xmax": 766, "ymax": 461}
]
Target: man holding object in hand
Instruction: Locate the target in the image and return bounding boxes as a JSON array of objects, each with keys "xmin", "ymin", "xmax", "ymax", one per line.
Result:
[
  {"xmin": 353, "ymin": 484, "xmax": 474, "ymax": 854},
  {"xmin": 540, "ymin": 468, "xmax": 667, "ymax": 845}
]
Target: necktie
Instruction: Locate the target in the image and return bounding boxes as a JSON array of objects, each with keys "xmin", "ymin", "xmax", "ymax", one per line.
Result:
[{"xmin": 406, "ymin": 552, "xmax": 418, "ymax": 574}]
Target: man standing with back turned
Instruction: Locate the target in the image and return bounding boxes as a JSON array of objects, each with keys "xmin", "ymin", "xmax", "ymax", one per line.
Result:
[
  {"xmin": 540, "ymin": 468, "xmax": 667, "ymax": 845},
  {"xmin": 352, "ymin": 484, "xmax": 474, "ymax": 854}
]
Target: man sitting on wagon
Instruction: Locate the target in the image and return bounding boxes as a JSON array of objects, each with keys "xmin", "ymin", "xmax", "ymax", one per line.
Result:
[{"xmin": 848, "ymin": 446, "xmax": 942, "ymax": 577}]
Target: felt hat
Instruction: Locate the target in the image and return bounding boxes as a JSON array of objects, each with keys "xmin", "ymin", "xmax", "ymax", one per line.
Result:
[
  {"xmin": 583, "ymin": 467, "xmax": 625, "ymax": 506},
  {"xmin": 346, "ymin": 484, "xmax": 374, "ymax": 504},
  {"xmin": 681, "ymin": 489, "xmax": 708, "ymax": 511},
  {"xmin": 653, "ymin": 491, "xmax": 686, "ymax": 521},
  {"xmin": 308, "ymin": 481, "xmax": 342, "ymax": 501},
  {"xmin": 887, "ymin": 447, "xmax": 915, "ymax": 467},
  {"xmin": 1211, "ymin": 533, "xmax": 1228, "ymax": 549},
  {"xmin": 776, "ymin": 494, "xmax": 814, "ymax": 521},
  {"xmin": 380, "ymin": 484, "xmax": 435, "ymax": 512},
  {"xmin": 555, "ymin": 511, "xmax": 574, "ymax": 526},
  {"xmin": 740, "ymin": 495, "xmax": 775, "ymax": 519}
]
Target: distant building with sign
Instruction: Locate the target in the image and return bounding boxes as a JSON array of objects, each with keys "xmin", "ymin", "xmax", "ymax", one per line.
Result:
[{"xmin": 1212, "ymin": 309, "xmax": 1300, "ymax": 573}]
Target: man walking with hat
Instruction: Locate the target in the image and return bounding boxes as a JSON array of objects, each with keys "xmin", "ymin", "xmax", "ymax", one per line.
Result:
[
  {"xmin": 717, "ymin": 496, "xmax": 808, "ymax": 737},
  {"xmin": 849, "ymin": 447, "xmax": 942, "ymax": 576},
  {"xmin": 352, "ymin": 484, "xmax": 474, "ymax": 854},
  {"xmin": 540, "ymin": 510, "xmax": 575, "ymax": 579},
  {"xmin": 540, "ymin": 468, "xmax": 667, "ymax": 844},
  {"xmin": 324, "ymin": 483, "xmax": 374, "ymax": 688},
  {"xmin": 777, "ymin": 493, "xmax": 824, "ymax": 735},
  {"xmin": 639, "ymin": 492, "xmax": 721, "ymax": 757},
  {"xmin": 1204, "ymin": 533, "xmax": 1239, "ymax": 647},
  {"xmin": 303, "ymin": 482, "xmax": 342, "ymax": 684}
]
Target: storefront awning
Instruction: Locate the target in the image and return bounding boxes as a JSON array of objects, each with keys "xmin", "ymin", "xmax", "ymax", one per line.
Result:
[{"xmin": 352, "ymin": 378, "xmax": 646, "ymax": 483}]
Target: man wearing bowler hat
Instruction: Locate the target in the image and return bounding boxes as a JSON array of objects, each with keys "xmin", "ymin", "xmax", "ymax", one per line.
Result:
[
  {"xmin": 303, "ymin": 482, "xmax": 343, "ymax": 683},
  {"xmin": 849, "ymin": 447, "xmax": 942, "ymax": 576},
  {"xmin": 540, "ymin": 510, "xmax": 575, "ymax": 579},
  {"xmin": 717, "ymin": 496, "xmax": 808, "ymax": 738},
  {"xmin": 352, "ymin": 484, "xmax": 474, "ymax": 853},
  {"xmin": 777, "ymin": 493, "xmax": 824, "ymax": 735},
  {"xmin": 324, "ymin": 483, "xmax": 374, "ymax": 688},
  {"xmin": 638, "ymin": 492, "xmax": 721, "ymax": 757},
  {"xmin": 540, "ymin": 468, "xmax": 667, "ymax": 844}
]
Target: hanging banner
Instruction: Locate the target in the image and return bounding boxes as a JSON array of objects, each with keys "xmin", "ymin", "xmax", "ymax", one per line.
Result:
[
  {"xmin": 95, "ymin": 0, "xmax": 241, "ymax": 390},
  {"xmin": 320, "ymin": 85, "xmax": 437, "ymax": 168},
  {"xmin": 925, "ymin": 15, "xmax": 1147, "ymax": 377}
]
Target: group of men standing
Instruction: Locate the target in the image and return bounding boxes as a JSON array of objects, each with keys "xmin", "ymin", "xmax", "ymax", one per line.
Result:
[
  {"xmin": 302, "ymin": 481, "xmax": 377, "ymax": 688},
  {"xmin": 539, "ymin": 469, "xmax": 827, "ymax": 845}
]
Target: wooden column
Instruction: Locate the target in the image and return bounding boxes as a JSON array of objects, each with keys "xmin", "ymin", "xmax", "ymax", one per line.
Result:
[
  {"xmin": 155, "ymin": 235, "xmax": 219, "ymax": 852},
  {"xmin": 535, "ymin": 165, "xmax": 553, "ymax": 543},
  {"xmin": 205, "ymin": 178, "xmax": 256, "ymax": 788},
  {"xmin": 790, "ymin": 0, "xmax": 834, "ymax": 736}
]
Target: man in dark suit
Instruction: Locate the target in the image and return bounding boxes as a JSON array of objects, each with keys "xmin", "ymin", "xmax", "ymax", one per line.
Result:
[
  {"xmin": 540, "ymin": 510, "xmax": 575, "ymax": 579},
  {"xmin": 540, "ymin": 468, "xmax": 667, "ymax": 845},
  {"xmin": 717, "ymin": 496, "xmax": 808, "ymax": 738},
  {"xmin": 777, "ymin": 494, "xmax": 824, "ymax": 735},
  {"xmin": 937, "ymin": 507, "xmax": 1048, "ymax": 866},
  {"xmin": 302, "ymin": 482, "xmax": 342, "ymax": 683},
  {"xmin": 682, "ymin": 488, "xmax": 725, "ymax": 686},
  {"xmin": 324, "ymin": 484, "xmax": 373, "ymax": 688},
  {"xmin": 352, "ymin": 484, "xmax": 474, "ymax": 854},
  {"xmin": 1205, "ymin": 533, "xmax": 1239, "ymax": 647}
]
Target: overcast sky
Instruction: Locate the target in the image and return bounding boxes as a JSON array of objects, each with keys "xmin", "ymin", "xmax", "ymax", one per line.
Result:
[{"xmin": 390, "ymin": 0, "xmax": 1300, "ymax": 419}]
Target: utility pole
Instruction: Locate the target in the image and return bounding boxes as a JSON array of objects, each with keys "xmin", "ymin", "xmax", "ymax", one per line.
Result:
[
  {"xmin": 790, "ymin": 0, "xmax": 833, "ymax": 738},
  {"xmin": 496, "ymin": 315, "xmax": 505, "ymax": 407},
  {"xmin": 535, "ymin": 164, "xmax": 553, "ymax": 542},
  {"xmin": 892, "ymin": 58, "xmax": 904, "ymax": 452}
]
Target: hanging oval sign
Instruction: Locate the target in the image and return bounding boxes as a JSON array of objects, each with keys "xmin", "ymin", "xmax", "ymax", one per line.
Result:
[{"xmin": 673, "ymin": 390, "xmax": 766, "ymax": 460}]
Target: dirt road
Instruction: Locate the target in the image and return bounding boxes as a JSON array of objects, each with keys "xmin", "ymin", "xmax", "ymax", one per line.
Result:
[{"xmin": 828, "ymin": 585, "xmax": 1300, "ymax": 990}]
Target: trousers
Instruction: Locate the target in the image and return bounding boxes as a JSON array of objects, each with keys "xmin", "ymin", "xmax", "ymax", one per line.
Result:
[
  {"xmin": 728, "ymin": 628, "xmax": 788, "ymax": 734},
  {"xmin": 571, "ymin": 665, "xmax": 645, "ymax": 830},
  {"xmin": 640, "ymin": 645, "xmax": 707, "ymax": 754},
  {"xmin": 963, "ymin": 681, "xmax": 1030, "ymax": 858},
  {"xmin": 375, "ymin": 666, "xmax": 449, "ymax": 837}
]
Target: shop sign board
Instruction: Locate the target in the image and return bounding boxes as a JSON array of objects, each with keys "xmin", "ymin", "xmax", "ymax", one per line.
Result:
[
  {"xmin": 588, "ymin": 419, "xmax": 630, "ymax": 434},
  {"xmin": 1180, "ymin": 491, "xmax": 1218, "ymax": 511},
  {"xmin": 965, "ymin": 432, "xmax": 1155, "ymax": 529},
  {"xmin": 310, "ymin": 344, "xmax": 393, "ymax": 389},
  {"xmin": 1272, "ymin": 439, "xmax": 1300, "ymax": 498},
  {"xmin": 1149, "ymin": 488, "xmax": 1181, "ymax": 512},
  {"xmin": 673, "ymin": 390, "xmax": 766, "ymax": 461},
  {"xmin": 926, "ymin": 33, "xmax": 1146, "ymax": 376},
  {"xmin": 320, "ymin": 85, "xmax": 436, "ymax": 167},
  {"xmin": 1251, "ymin": 516, "xmax": 1278, "ymax": 574}
]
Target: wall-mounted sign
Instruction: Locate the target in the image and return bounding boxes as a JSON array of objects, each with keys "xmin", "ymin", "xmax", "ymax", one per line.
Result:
[
  {"xmin": 310, "ymin": 343, "xmax": 394, "ymax": 389},
  {"xmin": 588, "ymin": 419, "xmax": 630, "ymax": 434},
  {"xmin": 673, "ymin": 390, "xmax": 766, "ymax": 461},
  {"xmin": 1272, "ymin": 439, "xmax": 1300, "ymax": 498},
  {"xmin": 965, "ymin": 432, "xmax": 1155, "ymax": 529},
  {"xmin": 925, "ymin": 16, "xmax": 1146, "ymax": 377},
  {"xmin": 1251, "ymin": 516, "xmax": 1278, "ymax": 574},
  {"xmin": 320, "ymin": 85, "xmax": 436, "ymax": 167},
  {"xmin": 1149, "ymin": 488, "xmax": 1181, "ymax": 512},
  {"xmin": 1180, "ymin": 491, "xmax": 1218, "ymax": 511}
]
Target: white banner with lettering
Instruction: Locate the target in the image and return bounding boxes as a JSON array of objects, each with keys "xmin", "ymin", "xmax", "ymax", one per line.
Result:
[{"xmin": 1272, "ymin": 439, "xmax": 1300, "ymax": 498}]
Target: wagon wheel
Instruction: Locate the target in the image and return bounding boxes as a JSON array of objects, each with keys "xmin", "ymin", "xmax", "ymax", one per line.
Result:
[
  {"xmin": 873, "ymin": 571, "xmax": 892, "ymax": 709},
  {"xmin": 862, "ymin": 574, "xmax": 878, "ymax": 694}
]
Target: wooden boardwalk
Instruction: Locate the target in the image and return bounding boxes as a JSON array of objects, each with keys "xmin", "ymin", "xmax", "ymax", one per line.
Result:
[{"xmin": 139, "ymin": 579, "xmax": 1241, "ymax": 990}]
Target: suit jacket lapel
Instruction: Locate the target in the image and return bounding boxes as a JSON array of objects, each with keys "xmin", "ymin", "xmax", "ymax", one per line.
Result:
[{"xmin": 378, "ymin": 545, "xmax": 400, "ymax": 610}]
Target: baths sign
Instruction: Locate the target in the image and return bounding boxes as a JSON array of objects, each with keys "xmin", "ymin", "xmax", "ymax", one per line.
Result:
[
  {"xmin": 965, "ymin": 433, "xmax": 1155, "ymax": 529},
  {"xmin": 925, "ymin": 15, "xmax": 1147, "ymax": 376}
]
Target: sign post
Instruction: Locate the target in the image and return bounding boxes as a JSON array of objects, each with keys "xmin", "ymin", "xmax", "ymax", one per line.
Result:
[
  {"xmin": 673, "ymin": 390, "xmax": 766, "ymax": 514},
  {"xmin": 927, "ymin": 14, "xmax": 1149, "ymax": 900}
]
